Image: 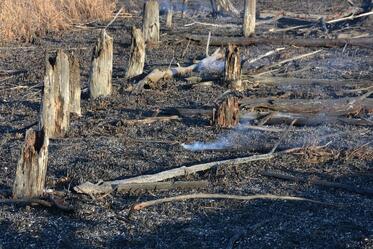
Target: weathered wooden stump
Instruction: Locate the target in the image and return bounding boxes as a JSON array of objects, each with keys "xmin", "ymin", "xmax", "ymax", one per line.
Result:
[
  {"xmin": 214, "ymin": 96, "xmax": 240, "ymax": 128},
  {"xmin": 166, "ymin": 4, "xmax": 174, "ymax": 29},
  {"xmin": 69, "ymin": 53, "xmax": 81, "ymax": 116},
  {"xmin": 243, "ymin": 0, "xmax": 256, "ymax": 37},
  {"xmin": 40, "ymin": 49, "xmax": 70, "ymax": 138},
  {"xmin": 143, "ymin": 0, "xmax": 160, "ymax": 45},
  {"xmin": 89, "ymin": 30, "xmax": 113, "ymax": 99},
  {"xmin": 225, "ymin": 44, "xmax": 243, "ymax": 91},
  {"xmin": 126, "ymin": 27, "xmax": 146, "ymax": 79},
  {"xmin": 13, "ymin": 128, "xmax": 49, "ymax": 199}
]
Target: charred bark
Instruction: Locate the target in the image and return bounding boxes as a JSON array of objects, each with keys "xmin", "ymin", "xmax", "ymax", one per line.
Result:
[
  {"xmin": 225, "ymin": 44, "xmax": 243, "ymax": 91},
  {"xmin": 214, "ymin": 96, "xmax": 240, "ymax": 128}
]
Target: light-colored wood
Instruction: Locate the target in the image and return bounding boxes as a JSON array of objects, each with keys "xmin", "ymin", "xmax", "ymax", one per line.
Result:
[
  {"xmin": 74, "ymin": 153, "xmax": 275, "ymax": 195},
  {"xmin": 214, "ymin": 96, "xmax": 240, "ymax": 128},
  {"xmin": 166, "ymin": 5, "xmax": 173, "ymax": 29},
  {"xmin": 225, "ymin": 44, "xmax": 242, "ymax": 91},
  {"xmin": 126, "ymin": 27, "xmax": 146, "ymax": 79},
  {"xmin": 243, "ymin": 0, "xmax": 256, "ymax": 37},
  {"xmin": 89, "ymin": 30, "xmax": 113, "ymax": 99},
  {"xmin": 182, "ymin": 0, "xmax": 188, "ymax": 17},
  {"xmin": 13, "ymin": 128, "xmax": 49, "ymax": 199},
  {"xmin": 216, "ymin": 0, "xmax": 239, "ymax": 15},
  {"xmin": 69, "ymin": 53, "xmax": 81, "ymax": 116},
  {"xmin": 143, "ymin": 0, "xmax": 160, "ymax": 45},
  {"xmin": 40, "ymin": 49, "xmax": 70, "ymax": 138}
]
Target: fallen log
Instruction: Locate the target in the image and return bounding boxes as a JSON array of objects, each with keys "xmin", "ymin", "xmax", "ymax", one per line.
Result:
[
  {"xmin": 131, "ymin": 49, "xmax": 225, "ymax": 92},
  {"xmin": 132, "ymin": 193, "xmax": 333, "ymax": 210},
  {"xmin": 187, "ymin": 35, "xmax": 373, "ymax": 48},
  {"xmin": 74, "ymin": 152, "xmax": 276, "ymax": 195},
  {"xmin": 262, "ymin": 170, "xmax": 373, "ymax": 196},
  {"xmin": 74, "ymin": 180, "xmax": 209, "ymax": 195}
]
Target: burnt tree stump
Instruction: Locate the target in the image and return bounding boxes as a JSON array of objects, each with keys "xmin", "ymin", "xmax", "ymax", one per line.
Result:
[
  {"xmin": 69, "ymin": 53, "xmax": 81, "ymax": 116},
  {"xmin": 214, "ymin": 96, "xmax": 240, "ymax": 128},
  {"xmin": 40, "ymin": 49, "xmax": 70, "ymax": 138},
  {"xmin": 126, "ymin": 27, "xmax": 146, "ymax": 79},
  {"xmin": 243, "ymin": 0, "xmax": 256, "ymax": 37},
  {"xmin": 166, "ymin": 4, "xmax": 174, "ymax": 29},
  {"xmin": 225, "ymin": 44, "xmax": 243, "ymax": 91},
  {"xmin": 143, "ymin": 0, "xmax": 160, "ymax": 45},
  {"xmin": 13, "ymin": 128, "xmax": 49, "ymax": 199},
  {"xmin": 89, "ymin": 30, "xmax": 113, "ymax": 99}
]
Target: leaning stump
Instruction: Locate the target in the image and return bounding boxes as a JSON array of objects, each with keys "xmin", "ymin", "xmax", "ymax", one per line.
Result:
[
  {"xmin": 13, "ymin": 128, "xmax": 49, "ymax": 199},
  {"xmin": 89, "ymin": 30, "xmax": 113, "ymax": 99},
  {"xmin": 214, "ymin": 96, "xmax": 240, "ymax": 128}
]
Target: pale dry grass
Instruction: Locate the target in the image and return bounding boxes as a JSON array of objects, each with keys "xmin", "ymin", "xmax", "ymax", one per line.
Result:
[{"xmin": 0, "ymin": 0, "xmax": 115, "ymax": 42}]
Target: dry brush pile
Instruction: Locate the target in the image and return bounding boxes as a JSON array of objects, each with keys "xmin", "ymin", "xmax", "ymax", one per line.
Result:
[{"xmin": 0, "ymin": 0, "xmax": 115, "ymax": 42}]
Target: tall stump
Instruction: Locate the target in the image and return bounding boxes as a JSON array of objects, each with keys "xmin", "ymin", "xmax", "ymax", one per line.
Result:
[
  {"xmin": 225, "ymin": 44, "xmax": 243, "ymax": 91},
  {"xmin": 13, "ymin": 128, "xmax": 49, "ymax": 199},
  {"xmin": 40, "ymin": 49, "xmax": 70, "ymax": 138},
  {"xmin": 214, "ymin": 96, "xmax": 240, "ymax": 128},
  {"xmin": 89, "ymin": 30, "xmax": 113, "ymax": 99},
  {"xmin": 243, "ymin": 0, "xmax": 256, "ymax": 37},
  {"xmin": 69, "ymin": 53, "xmax": 81, "ymax": 116},
  {"xmin": 143, "ymin": 0, "xmax": 160, "ymax": 45},
  {"xmin": 126, "ymin": 27, "xmax": 146, "ymax": 79},
  {"xmin": 166, "ymin": 4, "xmax": 174, "ymax": 29}
]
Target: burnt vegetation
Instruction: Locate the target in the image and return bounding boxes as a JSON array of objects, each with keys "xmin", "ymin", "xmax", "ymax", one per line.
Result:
[{"xmin": 0, "ymin": 0, "xmax": 373, "ymax": 248}]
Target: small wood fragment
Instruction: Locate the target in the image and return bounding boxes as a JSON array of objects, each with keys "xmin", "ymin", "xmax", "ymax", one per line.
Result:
[
  {"xmin": 13, "ymin": 128, "xmax": 49, "ymax": 199},
  {"xmin": 143, "ymin": 0, "xmax": 160, "ymax": 45},
  {"xmin": 89, "ymin": 30, "xmax": 113, "ymax": 99},
  {"xmin": 126, "ymin": 27, "xmax": 146, "ymax": 79}
]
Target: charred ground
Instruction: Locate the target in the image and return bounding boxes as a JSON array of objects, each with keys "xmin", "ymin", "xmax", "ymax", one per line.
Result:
[{"xmin": 0, "ymin": 0, "xmax": 372, "ymax": 248}]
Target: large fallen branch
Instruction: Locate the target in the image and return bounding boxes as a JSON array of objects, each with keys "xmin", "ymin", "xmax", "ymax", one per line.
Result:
[
  {"xmin": 132, "ymin": 193, "xmax": 334, "ymax": 210},
  {"xmin": 262, "ymin": 170, "xmax": 373, "ymax": 196},
  {"xmin": 187, "ymin": 35, "xmax": 373, "ymax": 48},
  {"xmin": 131, "ymin": 49, "xmax": 225, "ymax": 92},
  {"xmin": 75, "ymin": 153, "xmax": 276, "ymax": 195}
]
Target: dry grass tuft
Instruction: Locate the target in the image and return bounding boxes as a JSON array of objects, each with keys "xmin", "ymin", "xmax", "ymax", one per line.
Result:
[{"xmin": 0, "ymin": 0, "xmax": 116, "ymax": 42}]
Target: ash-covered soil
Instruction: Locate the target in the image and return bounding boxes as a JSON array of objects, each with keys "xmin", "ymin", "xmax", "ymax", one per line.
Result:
[{"xmin": 0, "ymin": 0, "xmax": 372, "ymax": 248}]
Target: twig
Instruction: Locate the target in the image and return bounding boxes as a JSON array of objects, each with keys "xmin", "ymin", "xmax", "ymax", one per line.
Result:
[
  {"xmin": 184, "ymin": 22, "xmax": 240, "ymax": 28},
  {"xmin": 247, "ymin": 48, "xmax": 285, "ymax": 64},
  {"xmin": 105, "ymin": 7, "xmax": 124, "ymax": 30},
  {"xmin": 121, "ymin": 116, "xmax": 182, "ymax": 125},
  {"xmin": 270, "ymin": 119, "xmax": 297, "ymax": 154},
  {"xmin": 132, "ymin": 193, "xmax": 333, "ymax": 210},
  {"xmin": 262, "ymin": 170, "xmax": 373, "ymax": 196},
  {"xmin": 206, "ymin": 32, "xmax": 211, "ymax": 57}
]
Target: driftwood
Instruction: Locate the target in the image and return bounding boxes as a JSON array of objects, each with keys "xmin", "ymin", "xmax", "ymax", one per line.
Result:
[
  {"xmin": 89, "ymin": 30, "xmax": 113, "ymax": 99},
  {"xmin": 143, "ymin": 0, "xmax": 160, "ymax": 45},
  {"xmin": 13, "ymin": 128, "xmax": 49, "ymax": 199},
  {"xmin": 132, "ymin": 49, "xmax": 225, "ymax": 92},
  {"xmin": 132, "ymin": 193, "xmax": 332, "ymax": 210},
  {"xmin": 214, "ymin": 96, "xmax": 240, "ymax": 128},
  {"xmin": 224, "ymin": 44, "xmax": 242, "ymax": 90},
  {"xmin": 74, "ymin": 180, "xmax": 209, "ymax": 195},
  {"xmin": 243, "ymin": 0, "xmax": 256, "ymax": 37},
  {"xmin": 262, "ymin": 170, "xmax": 373, "ymax": 196},
  {"xmin": 40, "ymin": 50, "xmax": 70, "ymax": 138},
  {"xmin": 74, "ymin": 152, "xmax": 276, "ymax": 195},
  {"xmin": 68, "ymin": 53, "xmax": 81, "ymax": 116},
  {"xmin": 187, "ymin": 35, "xmax": 373, "ymax": 49},
  {"xmin": 126, "ymin": 27, "xmax": 146, "ymax": 79}
]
